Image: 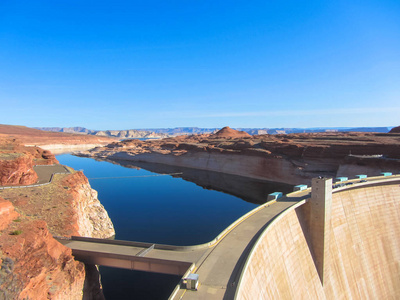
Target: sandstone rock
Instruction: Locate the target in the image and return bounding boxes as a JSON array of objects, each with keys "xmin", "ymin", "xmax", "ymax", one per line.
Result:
[
  {"xmin": 80, "ymin": 131, "xmax": 400, "ymax": 185},
  {"xmin": 0, "ymin": 220, "xmax": 85, "ymax": 300},
  {"xmin": 0, "ymin": 153, "xmax": 38, "ymax": 186},
  {"xmin": 210, "ymin": 126, "xmax": 251, "ymax": 139},
  {"xmin": 389, "ymin": 126, "xmax": 400, "ymax": 133},
  {"xmin": 0, "ymin": 197, "xmax": 19, "ymax": 230},
  {"xmin": 62, "ymin": 172, "xmax": 115, "ymax": 239},
  {"xmin": 0, "ymin": 139, "xmax": 60, "ymax": 186}
]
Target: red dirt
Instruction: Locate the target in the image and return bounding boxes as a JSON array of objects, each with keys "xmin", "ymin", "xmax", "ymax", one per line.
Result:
[{"xmin": 0, "ymin": 124, "xmax": 115, "ymax": 146}]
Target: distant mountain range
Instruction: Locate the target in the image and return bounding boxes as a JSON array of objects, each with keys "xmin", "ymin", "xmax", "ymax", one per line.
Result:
[
  {"xmin": 34, "ymin": 127, "xmax": 169, "ymax": 139},
  {"xmin": 35, "ymin": 126, "xmax": 394, "ymax": 139}
]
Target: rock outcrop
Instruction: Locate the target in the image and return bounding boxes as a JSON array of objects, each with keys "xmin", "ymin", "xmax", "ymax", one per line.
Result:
[
  {"xmin": 79, "ymin": 130, "xmax": 400, "ymax": 185},
  {"xmin": 62, "ymin": 172, "xmax": 115, "ymax": 238},
  {"xmin": 389, "ymin": 125, "xmax": 400, "ymax": 133},
  {"xmin": 0, "ymin": 197, "xmax": 19, "ymax": 230},
  {"xmin": 210, "ymin": 126, "xmax": 252, "ymax": 139},
  {"xmin": 0, "ymin": 139, "xmax": 59, "ymax": 186},
  {"xmin": 0, "ymin": 153, "xmax": 38, "ymax": 186},
  {"xmin": 0, "ymin": 218, "xmax": 86, "ymax": 300}
]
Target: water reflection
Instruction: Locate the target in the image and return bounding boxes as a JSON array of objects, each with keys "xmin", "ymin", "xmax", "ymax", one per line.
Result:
[{"xmin": 101, "ymin": 158, "xmax": 294, "ymax": 204}]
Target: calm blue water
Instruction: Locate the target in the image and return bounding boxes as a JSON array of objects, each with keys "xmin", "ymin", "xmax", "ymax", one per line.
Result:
[
  {"xmin": 56, "ymin": 154, "xmax": 259, "ymax": 245},
  {"xmin": 57, "ymin": 154, "xmax": 282, "ymax": 300}
]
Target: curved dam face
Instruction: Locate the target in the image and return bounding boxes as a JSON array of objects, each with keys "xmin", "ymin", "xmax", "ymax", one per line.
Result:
[{"xmin": 236, "ymin": 180, "xmax": 400, "ymax": 299}]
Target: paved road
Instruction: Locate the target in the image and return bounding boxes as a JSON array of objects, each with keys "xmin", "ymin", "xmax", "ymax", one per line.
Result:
[
  {"xmin": 33, "ymin": 165, "xmax": 70, "ymax": 184},
  {"xmin": 175, "ymin": 196, "xmax": 306, "ymax": 300}
]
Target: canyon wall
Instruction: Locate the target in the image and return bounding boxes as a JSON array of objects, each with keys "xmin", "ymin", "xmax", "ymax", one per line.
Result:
[
  {"xmin": 83, "ymin": 130, "xmax": 400, "ymax": 186},
  {"xmin": 236, "ymin": 181, "xmax": 400, "ymax": 299},
  {"xmin": 62, "ymin": 171, "xmax": 115, "ymax": 239},
  {"xmin": 108, "ymin": 151, "xmax": 340, "ymax": 185}
]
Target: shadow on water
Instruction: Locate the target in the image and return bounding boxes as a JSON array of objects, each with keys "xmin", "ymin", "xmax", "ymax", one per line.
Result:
[
  {"xmin": 104, "ymin": 158, "xmax": 294, "ymax": 204},
  {"xmin": 99, "ymin": 267, "xmax": 181, "ymax": 300}
]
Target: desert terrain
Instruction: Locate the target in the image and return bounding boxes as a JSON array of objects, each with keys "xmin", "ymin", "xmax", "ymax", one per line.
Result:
[
  {"xmin": 79, "ymin": 126, "xmax": 400, "ymax": 185},
  {"xmin": 0, "ymin": 124, "xmax": 116, "ymax": 153}
]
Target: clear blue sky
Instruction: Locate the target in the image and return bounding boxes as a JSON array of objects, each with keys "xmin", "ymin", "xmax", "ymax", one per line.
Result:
[{"xmin": 1, "ymin": 0, "xmax": 399, "ymax": 130}]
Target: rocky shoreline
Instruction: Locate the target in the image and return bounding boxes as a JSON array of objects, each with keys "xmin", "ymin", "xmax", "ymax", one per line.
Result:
[{"xmin": 78, "ymin": 127, "xmax": 400, "ymax": 185}]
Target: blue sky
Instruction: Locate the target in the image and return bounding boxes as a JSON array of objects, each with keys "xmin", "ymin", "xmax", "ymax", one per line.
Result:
[{"xmin": 1, "ymin": 0, "xmax": 399, "ymax": 130}]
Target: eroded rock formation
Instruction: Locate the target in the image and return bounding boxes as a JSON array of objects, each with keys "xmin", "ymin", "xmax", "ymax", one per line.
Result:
[
  {"xmin": 389, "ymin": 125, "xmax": 400, "ymax": 133},
  {"xmin": 62, "ymin": 172, "xmax": 115, "ymax": 238},
  {"xmin": 0, "ymin": 217, "xmax": 86, "ymax": 300},
  {"xmin": 79, "ymin": 128, "xmax": 400, "ymax": 185},
  {"xmin": 0, "ymin": 138, "xmax": 59, "ymax": 186}
]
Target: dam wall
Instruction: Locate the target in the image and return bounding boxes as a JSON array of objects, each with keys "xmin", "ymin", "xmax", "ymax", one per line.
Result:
[{"xmin": 235, "ymin": 179, "xmax": 400, "ymax": 299}]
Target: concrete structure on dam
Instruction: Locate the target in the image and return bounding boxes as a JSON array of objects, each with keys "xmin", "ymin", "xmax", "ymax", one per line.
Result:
[{"xmin": 235, "ymin": 175, "xmax": 400, "ymax": 299}]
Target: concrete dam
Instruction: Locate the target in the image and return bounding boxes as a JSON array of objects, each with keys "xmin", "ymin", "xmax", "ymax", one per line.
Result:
[{"xmin": 235, "ymin": 176, "xmax": 400, "ymax": 299}]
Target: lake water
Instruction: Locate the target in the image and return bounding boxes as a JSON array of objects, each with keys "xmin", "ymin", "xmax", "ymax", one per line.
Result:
[{"xmin": 56, "ymin": 154, "xmax": 292, "ymax": 299}]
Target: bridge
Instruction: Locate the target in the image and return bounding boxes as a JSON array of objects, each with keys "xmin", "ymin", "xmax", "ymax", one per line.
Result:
[
  {"xmin": 59, "ymin": 172, "xmax": 400, "ymax": 299},
  {"xmin": 58, "ymin": 196, "xmax": 302, "ymax": 297}
]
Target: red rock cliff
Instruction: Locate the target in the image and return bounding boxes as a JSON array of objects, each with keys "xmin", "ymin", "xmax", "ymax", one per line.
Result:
[
  {"xmin": 0, "ymin": 141, "xmax": 114, "ymax": 299},
  {"xmin": 80, "ymin": 131, "xmax": 400, "ymax": 185},
  {"xmin": 0, "ymin": 217, "xmax": 85, "ymax": 300}
]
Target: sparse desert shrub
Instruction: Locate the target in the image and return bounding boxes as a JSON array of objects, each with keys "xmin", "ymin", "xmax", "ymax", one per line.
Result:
[{"xmin": 10, "ymin": 230, "xmax": 22, "ymax": 235}]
